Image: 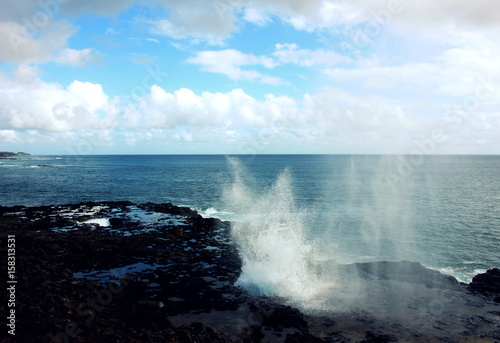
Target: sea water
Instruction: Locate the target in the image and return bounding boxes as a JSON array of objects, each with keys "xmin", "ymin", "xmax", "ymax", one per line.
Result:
[{"xmin": 1, "ymin": 154, "xmax": 499, "ymax": 288}]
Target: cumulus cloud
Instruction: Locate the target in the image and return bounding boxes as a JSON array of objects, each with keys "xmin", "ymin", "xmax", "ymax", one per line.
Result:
[
  {"xmin": 3, "ymin": 0, "xmax": 500, "ymax": 61},
  {"xmin": 1, "ymin": 66, "xmax": 499, "ymax": 153},
  {"xmin": 125, "ymin": 86, "xmax": 282, "ymax": 129},
  {"xmin": 0, "ymin": 63, "xmax": 495, "ymax": 150},
  {"xmin": 0, "ymin": 19, "xmax": 76, "ymax": 63},
  {"xmin": 251, "ymin": 0, "xmax": 500, "ymax": 31},
  {"xmin": 3, "ymin": 0, "xmax": 498, "ymax": 66},
  {"xmin": 11, "ymin": 64, "xmax": 43, "ymax": 82},
  {"xmin": 0, "ymin": 68, "xmax": 120, "ymax": 131},
  {"xmin": 0, "ymin": 1, "xmax": 123, "ymax": 64},
  {"xmin": 61, "ymin": 0, "xmax": 132, "ymax": 16},
  {"xmin": 121, "ymin": 84, "xmax": 499, "ymax": 153},
  {"xmin": 325, "ymin": 45, "xmax": 500, "ymax": 98},
  {"xmin": 144, "ymin": 0, "xmax": 500, "ymax": 42},
  {"xmin": 145, "ymin": 0, "xmax": 328, "ymax": 43},
  {"xmin": 147, "ymin": 0, "xmax": 237, "ymax": 43}
]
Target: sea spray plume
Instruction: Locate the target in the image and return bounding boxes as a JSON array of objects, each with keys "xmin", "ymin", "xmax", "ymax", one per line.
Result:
[
  {"xmin": 305, "ymin": 155, "xmax": 422, "ymax": 313},
  {"xmin": 320, "ymin": 155, "xmax": 416, "ymax": 263},
  {"xmin": 223, "ymin": 157, "xmax": 321, "ymax": 300},
  {"xmin": 361, "ymin": 155, "xmax": 416, "ymax": 260}
]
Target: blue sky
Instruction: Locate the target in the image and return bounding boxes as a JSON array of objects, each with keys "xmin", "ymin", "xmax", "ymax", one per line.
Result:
[{"xmin": 1, "ymin": 0, "xmax": 499, "ymax": 154}]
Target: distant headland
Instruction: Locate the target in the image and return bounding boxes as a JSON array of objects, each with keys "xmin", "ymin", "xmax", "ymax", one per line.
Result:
[{"xmin": 0, "ymin": 151, "xmax": 30, "ymax": 158}]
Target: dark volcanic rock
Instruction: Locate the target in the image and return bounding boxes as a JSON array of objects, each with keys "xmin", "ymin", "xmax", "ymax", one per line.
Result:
[
  {"xmin": 470, "ymin": 268, "xmax": 500, "ymax": 296},
  {"xmin": 0, "ymin": 201, "xmax": 244, "ymax": 342},
  {"xmin": 1, "ymin": 201, "xmax": 499, "ymax": 343},
  {"xmin": 360, "ymin": 331, "xmax": 398, "ymax": 343},
  {"xmin": 285, "ymin": 331, "xmax": 329, "ymax": 342},
  {"xmin": 250, "ymin": 301, "xmax": 307, "ymax": 331}
]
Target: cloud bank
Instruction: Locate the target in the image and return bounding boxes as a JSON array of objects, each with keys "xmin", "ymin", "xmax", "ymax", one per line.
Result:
[
  {"xmin": 1, "ymin": 0, "xmax": 500, "ymax": 154},
  {"xmin": 1, "ymin": 64, "xmax": 499, "ymax": 154}
]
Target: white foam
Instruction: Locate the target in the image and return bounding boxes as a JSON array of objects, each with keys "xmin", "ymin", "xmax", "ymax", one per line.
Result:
[
  {"xmin": 82, "ymin": 218, "xmax": 111, "ymax": 227},
  {"xmin": 200, "ymin": 206, "xmax": 235, "ymax": 221},
  {"xmin": 224, "ymin": 157, "xmax": 322, "ymax": 300},
  {"xmin": 126, "ymin": 206, "xmax": 188, "ymax": 226},
  {"xmin": 204, "ymin": 207, "xmax": 218, "ymax": 216}
]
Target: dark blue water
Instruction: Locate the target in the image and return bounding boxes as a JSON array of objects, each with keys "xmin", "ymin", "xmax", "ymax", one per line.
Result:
[{"xmin": 1, "ymin": 154, "xmax": 498, "ymax": 282}]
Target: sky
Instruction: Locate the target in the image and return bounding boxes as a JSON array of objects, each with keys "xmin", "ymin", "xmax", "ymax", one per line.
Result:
[{"xmin": 0, "ymin": 0, "xmax": 499, "ymax": 155}]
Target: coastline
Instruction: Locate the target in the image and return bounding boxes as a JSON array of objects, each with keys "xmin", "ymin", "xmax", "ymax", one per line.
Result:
[{"xmin": 0, "ymin": 201, "xmax": 499, "ymax": 342}]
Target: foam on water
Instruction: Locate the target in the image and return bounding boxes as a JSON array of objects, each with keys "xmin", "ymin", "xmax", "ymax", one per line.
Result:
[
  {"xmin": 200, "ymin": 207, "xmax": 235, "ymax": 221},
  {"xmin": 204, "ymin": 207, "xmax": 218, "ymax": 216},
  {"xmin": 82, "ymin": 218, "xmax": 111, "ymax": 227}
]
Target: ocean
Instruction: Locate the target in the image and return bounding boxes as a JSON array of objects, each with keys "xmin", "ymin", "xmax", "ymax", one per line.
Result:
[{"xmin": 1, "ymin": 154, "xmax": 498, "ymax": 285}]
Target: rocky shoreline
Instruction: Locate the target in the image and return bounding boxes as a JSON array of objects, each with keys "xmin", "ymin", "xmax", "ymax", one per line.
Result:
[{"xmin": 0, "ymin": 201, "xmax": 499, "ymax": 342}]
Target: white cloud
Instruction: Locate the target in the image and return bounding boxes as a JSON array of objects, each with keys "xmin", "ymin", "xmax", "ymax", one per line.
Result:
[
  {"xmin": 243, "ymin": 8, "xmax": 272, "ymax": 26},
  {"xmin": 0, "ymin": 69, "xmax": 120, "ymax": 131},
  {"xmin": 0, "ymin": 20, "xmax": 76, "ymax": 63},
  {"xmin": 274, "ymin": 43, "xmax": 348, "ymax": 66},
  {"xmin": 187, "ymin": 49, "xmax": 284, "ymax": 85},
  {"xmin": 55, "ymin": 48, "xmax": 100, "ymax": 67},
  {"xmin": 241, "ymin": 0, "xmax": 500, "ymax": 31},
  {"xmin": 3, "ymin": 0, "xmax": 500, "ymax": 60},
  {"xmin": 147, "ymin": 0, "xmax": 237, "ymax": 44},
  {"xmin": 0, "ymin": 1, "xmax": 125, "ymax": 64},
  {"xmin": 61, "ymin": 0, "xmax": 132, "ymax": 17},
  {"xmin": 138, "ymin": 0, "xmax": 500, "ymax": 62},
  {"xmin": 346, "ymin": 0, "xmax": 500, "ymax": 29},
  {"xmin": 126, "ymin": 86, "xmax": 275, "ymax": 129},
  {"xmin": 1, "ymin": 65, "xmax": 499, "ymax": 153},
  {"xmin": 128, "ymin": 37, "xmax": 161, "ymax": 46},
  {"xmin": 0, "ymin": 130, "xmax": 21, "ymax": 143},
  {"xmin": 325, "ymin": 45, "xmax": 500, "ymax": 98},
  {"xmin": 120, "ymin": 84, "xmax": 500, "ymax": 153},
  {"xmin": 187, "ymin": 45, "xmax": 349, "ymax": 85},
  {"xmin": 11, "ymin": 64, "xmax": 43, "ymax": 82}
]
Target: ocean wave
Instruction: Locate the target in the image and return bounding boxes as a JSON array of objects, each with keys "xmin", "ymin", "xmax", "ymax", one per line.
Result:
[
  {"xmin": 434, "ymin": 265, "xmax": 488, "ymax": 283},
  {"xmin": 200, "ymin": 207, "xmax": 235, "ymax": 221}
]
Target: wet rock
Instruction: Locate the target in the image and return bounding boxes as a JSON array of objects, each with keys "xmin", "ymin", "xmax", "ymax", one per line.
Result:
[
  {"xmin": 361, "ymin": 331, "xmax": 398, "ymax": 343},
  {"xmin": 285, "ymin": 331, "xmax": 328, "ymax": 342},
  {"xmin": 109, "ymin": 217, "xmax": 126, "ymax": 227},
  {"xmin": 352, "ymin": 260, "xmax": 460, "ymax": 289},
  {"xmin": 470, "ymin": 268, "xmax": 500, "ymax": 295},
  {"xmin": 259, "ymin": 303, "xmax": 308, "ymax": 331},
  {"xmin": 481, "ymin": 329, "xmax": 500, "ymax": 340},
  {"xmin": 0, "ymin": 201, "xmax": 243, "ymax": 342},
  {"xmin": 1, "ymin": 201, "xmax": 499, "ymax": 343}
]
